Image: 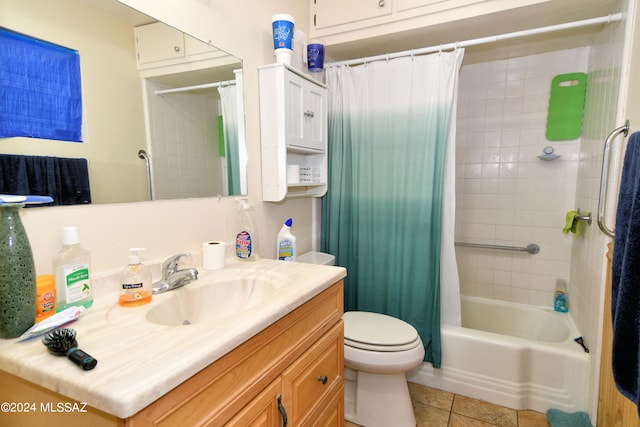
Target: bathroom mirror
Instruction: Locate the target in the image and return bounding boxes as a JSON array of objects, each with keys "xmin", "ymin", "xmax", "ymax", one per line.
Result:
[{"xmin": 1, "ymin": 0, "xmax": 247, "ymax": 204}]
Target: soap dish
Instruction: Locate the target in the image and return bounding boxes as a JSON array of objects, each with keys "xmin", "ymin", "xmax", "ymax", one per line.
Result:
[{"xmin": 537, "ymin": 154, "xmax": 562, "ymax": 161}]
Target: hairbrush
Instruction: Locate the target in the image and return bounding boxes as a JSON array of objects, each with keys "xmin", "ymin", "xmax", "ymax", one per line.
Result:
[{"xmin": 41, "ymin": 328, "xmax": 97, "ymax": 370}]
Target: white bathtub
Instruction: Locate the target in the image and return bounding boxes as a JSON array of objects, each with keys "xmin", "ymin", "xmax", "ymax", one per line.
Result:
[{"xmin": 408, "ymin": 296, "xmax": 590, "ymax": 413}]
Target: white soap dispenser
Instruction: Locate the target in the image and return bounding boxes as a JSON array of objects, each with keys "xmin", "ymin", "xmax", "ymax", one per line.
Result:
[{"xmin": 119, "ymin": 248, "xmax": 152, "ymax": 307}]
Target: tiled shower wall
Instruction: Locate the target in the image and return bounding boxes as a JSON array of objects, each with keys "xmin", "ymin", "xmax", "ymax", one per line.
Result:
[
  {"xmin": 144, "ymin": 79, "xmax": 224, "ymax": 199},
  {"xmin": 455, "ymin": 47, "xmax": 590, "ymax": 307},
  {"xmin": 572, "ymin": 12, "xmax": 626, "ymax": 416}
]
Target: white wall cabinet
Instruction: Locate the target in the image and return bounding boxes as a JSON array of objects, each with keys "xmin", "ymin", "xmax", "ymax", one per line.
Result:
[
  {"xmin": 134, "ymin": 22, "xmax": 236, "ymax": 77},
  {"xmin": 310, "ymin": 0, "xmax": 548, "ymax": 42},
  {"xmin": 259, "ymin": 63, "xmax": 328, "ymax": 202}
]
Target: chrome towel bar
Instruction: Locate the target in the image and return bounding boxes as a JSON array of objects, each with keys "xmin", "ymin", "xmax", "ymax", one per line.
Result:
[
  {"xmin": 597, "ymin": 120, "xmax": 630, "ymax": 238},
  {"xmin": 454, "ymin": 242, "xmax": 540, "ymax": 254}
]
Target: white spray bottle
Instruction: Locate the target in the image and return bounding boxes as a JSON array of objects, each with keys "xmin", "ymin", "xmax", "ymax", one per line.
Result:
[{"xmin": 235, "ymin": 198, "xmax": 259, "ymax": 261}]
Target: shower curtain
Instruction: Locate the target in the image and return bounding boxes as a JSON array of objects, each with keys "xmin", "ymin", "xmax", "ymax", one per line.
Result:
[
  {"xmin": 322, "ymin": 50, "xmax": 463, "ymax": 367},
  {"xmin": 218, "ymin": 84, "xmax": 241, "ymax": 195}
]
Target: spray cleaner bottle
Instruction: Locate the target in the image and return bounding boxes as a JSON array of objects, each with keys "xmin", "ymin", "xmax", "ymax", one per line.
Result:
[
  {"xmin": 235, "ymin": 198, "xmax": 259, "ymax": 261},
  {"xmin": 276, "ymin": 218, "xmax": 297, "ymax": 261}
]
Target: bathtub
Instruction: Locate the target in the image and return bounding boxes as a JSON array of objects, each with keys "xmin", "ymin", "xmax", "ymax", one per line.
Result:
[{"xmin": 408, "ymin": 296, "xmax": 590, "ymax": 413}]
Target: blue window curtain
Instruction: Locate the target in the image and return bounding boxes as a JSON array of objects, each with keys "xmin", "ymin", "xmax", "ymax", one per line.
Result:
[
  {"xmin": 322, "ymin": 50, "xmax": 464, "ymax": 368},
  {"xmin": 0, "ymin": 27, "xmax": 82, "ymax": 142}
]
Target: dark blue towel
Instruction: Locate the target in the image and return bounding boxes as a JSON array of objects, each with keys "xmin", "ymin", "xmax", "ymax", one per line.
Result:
[
  {"xmin": 0, "ymin": 154, "xmax": 90, "ymax": 206},
  {"xmin": 612, "ymin": 131, "xmax": 640, "ymax": 414}
]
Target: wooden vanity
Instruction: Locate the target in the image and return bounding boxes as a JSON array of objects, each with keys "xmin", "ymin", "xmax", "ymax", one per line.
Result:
[{"xmin": 0, "ymin": 275, "xmax": 344, "ymax": 426}]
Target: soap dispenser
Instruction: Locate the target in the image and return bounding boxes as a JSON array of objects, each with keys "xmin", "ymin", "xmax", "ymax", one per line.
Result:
[{"xmin": 119, "ymin": 248, "xmax": 152, "ymax": 307}]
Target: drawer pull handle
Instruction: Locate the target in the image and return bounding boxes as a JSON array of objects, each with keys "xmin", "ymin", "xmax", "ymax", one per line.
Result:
[
  {"xmin": 304, "ymin": 110, "xmax": 315, "ymax": 118},
  {"xmin": 317, "ymin": 375, "xmax": 328, "ymax": 385},
  {"xmin": 277, "ymin": 395, "xmax": 288, "ymax": 427}
]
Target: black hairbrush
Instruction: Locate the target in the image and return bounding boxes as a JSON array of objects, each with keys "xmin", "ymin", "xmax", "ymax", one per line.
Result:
[{"xmin": 42, "ymin": 328, "xmax": 97, "ymax": 370}]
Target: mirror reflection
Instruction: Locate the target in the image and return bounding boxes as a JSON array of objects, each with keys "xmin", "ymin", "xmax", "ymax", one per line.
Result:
[{"xmin": 2, "ymin": 0, "xmax": 247, "ymax": 204}]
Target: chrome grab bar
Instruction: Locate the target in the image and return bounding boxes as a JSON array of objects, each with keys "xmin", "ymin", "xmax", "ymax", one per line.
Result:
[
  {"xmin": 454, "ymin": 242, "xmax": 540, "ymax": 254},
  {"xmin": 597, "ymin": 120, "xmax": 630, "ymax": 238},
  {"xmin": 138, "ymin": 149, "xmax": 154, "ymax": 201}
]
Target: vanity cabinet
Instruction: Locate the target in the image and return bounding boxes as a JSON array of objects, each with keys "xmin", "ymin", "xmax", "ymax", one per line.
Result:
[
  {"xmin": 0, "ymin": 281, "xmax": 344, "ymax": 427},
  {"xmin": 134, "ymin": 22, "xmax": 236, "ymax": 77},
  {"xmin": 259, "ymin": 63, "xmax": 328, "ymax": 201}
]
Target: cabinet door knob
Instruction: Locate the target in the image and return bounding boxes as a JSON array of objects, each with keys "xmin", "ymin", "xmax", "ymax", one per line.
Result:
[
  {"xmin": 379, "ymin": 0, "xmax": 385, "ymax": 7},
  {"xmin": 317, "ymin": 375, "xmax": 328, "ymax": 385},
  {"xmin": 304, "ymin": 110, "xmax": 315, "ymax": 118},
  {"xmin": 174, "ymin": 46, "xmax": 181, "ymax": 53}
]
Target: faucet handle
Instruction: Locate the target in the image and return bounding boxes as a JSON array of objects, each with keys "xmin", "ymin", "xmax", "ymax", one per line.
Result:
[{"xmin": 162, "ymin": 252, "xmax": 191, "ymax": 278}]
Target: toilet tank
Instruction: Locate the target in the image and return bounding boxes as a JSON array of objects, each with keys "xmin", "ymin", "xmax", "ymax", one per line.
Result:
[{"xmin": 296, "ymin": 251, "xmax": 335, "ymax": 266}]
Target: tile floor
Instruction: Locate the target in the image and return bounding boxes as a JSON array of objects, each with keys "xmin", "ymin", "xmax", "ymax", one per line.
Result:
[{"xmin": 345, "ymin": 382, "xmax": 550, "ymax": 427}]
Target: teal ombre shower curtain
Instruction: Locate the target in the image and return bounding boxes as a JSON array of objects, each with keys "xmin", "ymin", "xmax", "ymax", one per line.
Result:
[{"xmin": 322, "ymin": 50, "xmax": 463, "ymax": 367}]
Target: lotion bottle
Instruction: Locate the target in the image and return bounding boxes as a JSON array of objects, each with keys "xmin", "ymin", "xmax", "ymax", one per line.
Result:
[
  {"xmin": 235, "ymin": 198, "xmax": 259, "ymax": 261},
  {"xmin": 276, "ymin": 218, "xmax": 297, "ymax": 261},
  {"xmin": 119, "ymin": 248, "xmax": 152, "ymax": 307},
  {"xmin": 54, "ymin": 226, "xmax": 93, "ymax": 312}
]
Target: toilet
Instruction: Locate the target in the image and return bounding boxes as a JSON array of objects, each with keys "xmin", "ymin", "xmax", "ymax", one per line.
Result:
[
  {"xmin": 297, "ymin": 252, "xmax": 425, "ymax": 427},
  {"xmin": 343, "ymin": 311, "xmax": 425, "ymax": 427}
]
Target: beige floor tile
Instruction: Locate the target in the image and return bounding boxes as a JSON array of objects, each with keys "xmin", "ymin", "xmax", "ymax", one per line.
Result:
[
  {"xmin": 518, "ymin": 409, "xmax": 550, "ymax": 427},
  {"xmin": 414, "ymin": 404, "xmax": 450, "ymax": 427},
  {"xmin": 449, "ymin": 413, "xmax": 500, "ymax": 426},
  {"xmin": 409, "ymin": 382, "xmax": 455, "ymax": 411},
  {"xmin": 452, "ymin": 395, "xmax": 517, "ymax": 427}
]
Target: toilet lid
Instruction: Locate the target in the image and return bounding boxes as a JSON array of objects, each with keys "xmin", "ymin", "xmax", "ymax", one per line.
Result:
[{"xmin": 343, "ymin": 311, "xmax": 421, "ymax": 352}]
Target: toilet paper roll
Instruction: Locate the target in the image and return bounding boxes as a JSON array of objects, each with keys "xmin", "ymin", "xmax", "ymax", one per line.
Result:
[
  {"xmin": 287, "ymin": 165, "xmax": 300, "ymax": 184},
  {"xmin": 202, "ymin": 241, "xmax": 226, "ymax": 270}
]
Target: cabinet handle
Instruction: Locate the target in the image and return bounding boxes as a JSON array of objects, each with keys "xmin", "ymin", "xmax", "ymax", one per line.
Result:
[
  {"xmin": 277, "ymin": 395, "xmax": 288, "ymax": 427},
  {"xmin": 174, "ymin": 46, "xmax": 181, "ymax": 53},
  {"xmin": 379, "ymin": 0, "xmax": 385, "ymax": 7},
  {"xmin": 304, "ymin": 110, "xmax": 315, "ymax": 118},
  {"xmin": 317, "ymin": 375, "xmax": 328, "ymax": 385}
]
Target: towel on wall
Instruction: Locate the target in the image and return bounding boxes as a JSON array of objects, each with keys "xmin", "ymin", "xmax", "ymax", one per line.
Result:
[
  {"xmin": 0, "ymin": 154, "xmax": 90, "ymax": 205},
  {"xmin": 611, "ymin": 131, "xmax": 640, "ymax": 414},
  {"xmin": 0, "ymin": 28, "xmax": 82, "ymax": 142}
]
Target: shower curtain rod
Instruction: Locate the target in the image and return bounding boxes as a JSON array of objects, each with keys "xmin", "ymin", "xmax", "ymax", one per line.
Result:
[
  {"xmin": 154, "ymin": 79, "xmax": 236, "ymax": 95},
  {"xmin": 328, "ymin": 13, "xmax": 623, "ymax": 67}
]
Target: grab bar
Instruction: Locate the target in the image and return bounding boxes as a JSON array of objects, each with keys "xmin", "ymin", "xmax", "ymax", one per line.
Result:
[
  {"xmin": 138, "ymin": 149, "xmax": 154, "ymax": 201},
  {"xmin": 597, "ymin": 120, "xmax": 630, "ymax": 238},
  {"xmin": 454, "ymin": 242, "xmax": 540, "ymax": 254}
]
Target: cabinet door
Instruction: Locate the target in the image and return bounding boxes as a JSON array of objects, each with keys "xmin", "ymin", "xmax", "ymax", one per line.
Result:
[
  {"xmin": 284, "ymin": 70, "xmax": 326, "ymax": 152},
  {"xmin": 225, "ymin": 379, "xmax": 283, "ymax": 427},
  {"xmin": 304, "ymin": 83, "xmax": 326, "ymax": 152},
  {"xmin": 135, "ymin": 23, "xmax": 185, "ymax": 64},
  {"xmin": 284, "ymin": 71, "xmax": 306, "ymax": 150},
  {"xmin": 282, "ymin": 323, "xmax": 343, "ymax": 426},
  {"xmin": 314, "ymin": 0, "xmax": 391, "ymax": 30}
]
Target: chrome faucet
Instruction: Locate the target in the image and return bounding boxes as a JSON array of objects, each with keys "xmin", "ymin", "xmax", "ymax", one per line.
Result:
[{"xmin": 152, "ymin": 253, "xmax": 199, "ymax": 294}]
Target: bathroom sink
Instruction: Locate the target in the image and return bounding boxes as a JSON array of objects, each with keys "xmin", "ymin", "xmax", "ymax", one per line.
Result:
[{"xmin": 145, "ymin": 272, "xmax": 287, "ymax": 326}]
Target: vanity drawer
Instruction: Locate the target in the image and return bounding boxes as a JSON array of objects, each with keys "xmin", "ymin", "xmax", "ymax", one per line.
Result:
[{"xmin": 282, "ymin": 321, "xmax": 344, "ymax": 426}]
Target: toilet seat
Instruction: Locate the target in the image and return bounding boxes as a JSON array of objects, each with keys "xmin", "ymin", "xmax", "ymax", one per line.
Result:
[{"xmin": 343, "ymin": 311, "xmax": 422, "ymax": 352}]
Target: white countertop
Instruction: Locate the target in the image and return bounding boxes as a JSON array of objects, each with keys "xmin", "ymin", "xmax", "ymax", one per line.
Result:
[{"xmin": 0, "ymin": 258, "xmax": 346, "ymax": 419}]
